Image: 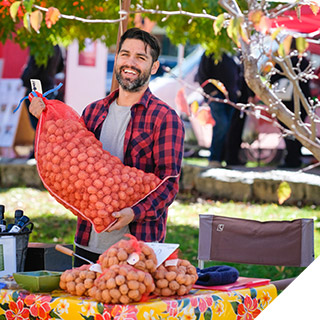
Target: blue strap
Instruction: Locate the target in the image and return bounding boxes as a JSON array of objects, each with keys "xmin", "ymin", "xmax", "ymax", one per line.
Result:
[
  {"xmin": 43, "ymin": 82, "xmax": 63, "ymax": 97},
  {"xmin": 13, "ymin": 82, "xmax": 63, "ymax": 113}
]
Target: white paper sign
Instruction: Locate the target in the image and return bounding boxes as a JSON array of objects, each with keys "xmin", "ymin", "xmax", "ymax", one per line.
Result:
[
  {"xmin": 30, "ymin": 79, "xmax": 43, "ymax": 94},
  {"xmin": 165, "ymin": 259, "xmax": 179, "ymax": 267},
  {"xmin": 0, "ymin": 236, "xmax": 16, "ymax": 277},
  {"xmin": 146, "ymin": 243, "xmax": 180, "ymax": 267},
  {"xmin": 127, "ymin": 252, "xmax": 140, "ymax": 265},
  {"xmin": 0, "ymin": 79, "xmax": 26, "ymax": 148},
  {"xmin": 89, "ymin": 264, "xmax": 102, "ymax": 273}
]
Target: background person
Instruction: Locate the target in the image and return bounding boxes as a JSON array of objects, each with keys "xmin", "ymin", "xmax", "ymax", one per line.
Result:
[
  {"xmin": 21, "ymin": 45, "xmax": 64, "ymax": 158},
  {"xmin": 195, "ymin": 51, "xmax": 241, "ymax": 167},
  {"xmin": 224, "ymin": 71, "xmax": 256, "ymax": 167},
  {"xmin": 29, "ymin": 28, "xmax": 185, "ymax": 266},
  {"xmin": 270, "ymin": 41, "xmax": 312, "ymax": 168}
]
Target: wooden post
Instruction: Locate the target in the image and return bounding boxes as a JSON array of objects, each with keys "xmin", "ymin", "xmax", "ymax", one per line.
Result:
[{"xmin": 110, "ymin": 0, "xmax": 131, "ymax": 93}]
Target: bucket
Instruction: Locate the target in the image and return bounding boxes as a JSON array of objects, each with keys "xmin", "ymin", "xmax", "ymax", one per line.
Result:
[{"xmin": 0, "ymin": 222, "xmax": 33, "ymax": 272}]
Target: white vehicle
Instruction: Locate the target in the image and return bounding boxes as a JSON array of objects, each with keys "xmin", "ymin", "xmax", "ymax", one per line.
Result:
[{"xmin": 149, "ymin": 46, "xmax": 204, "ymax": 114}]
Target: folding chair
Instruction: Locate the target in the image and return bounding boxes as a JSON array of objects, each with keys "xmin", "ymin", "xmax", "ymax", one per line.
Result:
[{"xmin": 198, "ymin": 214, "xmax": 314, "ymax": 291}]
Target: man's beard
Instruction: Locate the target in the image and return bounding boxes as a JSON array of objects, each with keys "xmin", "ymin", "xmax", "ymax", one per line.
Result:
[{"xmin": 115, "ymin": 65, "xmax": 151, "ymax": 92}]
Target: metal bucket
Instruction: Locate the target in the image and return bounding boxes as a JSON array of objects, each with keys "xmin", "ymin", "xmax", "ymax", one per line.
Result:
[{"xmin": 0, "ymin": 222, "xmax": 33, "ymax": 272}]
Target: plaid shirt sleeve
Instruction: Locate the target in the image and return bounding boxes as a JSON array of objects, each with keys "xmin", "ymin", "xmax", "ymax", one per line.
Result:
[{"xmin": 131, "ymin": 107, "xmax": 184, "ymax": 227}]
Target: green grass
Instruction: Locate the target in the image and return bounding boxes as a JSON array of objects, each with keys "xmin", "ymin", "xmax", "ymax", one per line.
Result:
[{"xmin": 0, "ymin": 187, "xmax": 319, "ymax": 282}]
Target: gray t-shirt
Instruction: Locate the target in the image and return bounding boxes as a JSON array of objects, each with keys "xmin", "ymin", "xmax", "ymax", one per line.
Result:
[{"xmin": 76, "ymin": 100, "xmax": 132, "ymax": 254}]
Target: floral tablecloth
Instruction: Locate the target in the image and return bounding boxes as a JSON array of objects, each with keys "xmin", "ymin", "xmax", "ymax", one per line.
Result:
[{"xmin": 0, "ymin": 284, "xmax": 277, "ymax": 320}]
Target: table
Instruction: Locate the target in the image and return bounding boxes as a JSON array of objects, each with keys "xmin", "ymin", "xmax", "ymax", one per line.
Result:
[{"xmin": 0, "ymin": 284, "xmax": 277, "ymax": 319}]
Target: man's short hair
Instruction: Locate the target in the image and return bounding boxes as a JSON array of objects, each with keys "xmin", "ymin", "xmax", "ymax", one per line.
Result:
[{"xmin": 118, "ymin": 28, "xmax": 160, "ymax": 63}]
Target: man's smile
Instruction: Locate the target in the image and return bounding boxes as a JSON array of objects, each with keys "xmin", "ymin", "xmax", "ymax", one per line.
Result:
[
  {"xmin": 124, "ymin": 69, "xmax": 137, "ymax": 75},
  {"xmin": 120, "ymin": 66, "xmax": 140, "ymax": 78}
]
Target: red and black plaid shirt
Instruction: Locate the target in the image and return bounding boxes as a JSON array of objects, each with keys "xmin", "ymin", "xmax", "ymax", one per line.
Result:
[{"xmin": 75, "ymin": 88, "xmax": 185, "ymax": 245}]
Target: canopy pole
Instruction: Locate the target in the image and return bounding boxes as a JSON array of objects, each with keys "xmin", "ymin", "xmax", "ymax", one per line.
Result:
[{"xmin": 110, "ymin": 0, "xmax": 131, "ymax": 93}]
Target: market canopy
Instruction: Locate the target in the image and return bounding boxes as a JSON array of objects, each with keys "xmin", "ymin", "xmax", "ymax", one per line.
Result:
[
  {"xmin": 270, "ymin": 5, "xmax": 320, "ymax": 54},
  {"xmin": 270, "ymin": 6, "xmax": 320, "ymax": 34}
]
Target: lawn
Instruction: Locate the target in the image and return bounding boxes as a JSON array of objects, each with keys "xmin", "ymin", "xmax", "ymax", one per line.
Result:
[{"xmin": 0, "ymin": 187, "xmax": 319, "ymax": 282}]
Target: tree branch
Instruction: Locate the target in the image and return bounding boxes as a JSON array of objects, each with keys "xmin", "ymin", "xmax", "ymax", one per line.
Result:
[
  {"xmin": 273, "ymin": 54, "xmax": 317, "ymax": 140},
  {"xmin": 132, "ymin": 3, "xmax": 217, "ymax": 22},
  {"xmin": 218, "ymin": 0, "xmax": 243, "ymax": 16},
  {"xmin": 33, "ymin": 4, "xmax": 128, "ymax": 24}
]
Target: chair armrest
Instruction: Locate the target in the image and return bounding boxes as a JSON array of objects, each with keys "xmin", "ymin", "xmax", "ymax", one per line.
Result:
[{"xmin": 270, "ymin": 277, "xmax": 296, "ymax": 291}]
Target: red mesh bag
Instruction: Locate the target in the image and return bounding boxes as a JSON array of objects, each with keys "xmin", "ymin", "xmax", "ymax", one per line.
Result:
[
  {"xmin": 98, "ymin": 234, "xmax": 157, "ymax": 273},
  {"xmin": 59, "ymin": 264, "xmax": 98, "ymax": 296},
  {"xmin": 152, "ymin": 258, "xmax": 198, "ymax": 297},
  {"xmin": 89, "ymin": 264, "xmax": 155, "ymax": 304},
  {"xmin": 33, "ymin": 95, "xmax": 166, "ymax": 232}
]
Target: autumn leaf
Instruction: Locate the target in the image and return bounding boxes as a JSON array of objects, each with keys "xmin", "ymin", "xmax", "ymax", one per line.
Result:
[
  {"xmin": 248, "ymin": 10, "xmax": 263, "ymax": 25},
  {"xmin": 227, "ymin": 17, "xmax": 241, "ymax": 46},
  {"xmin": 175, "ymin": 88, "xmax": 190, "ymax": 116},
  {"xmin": 209, "ymin": 79, "xmax": 228, "ymax": 98},
  {"xmin": 283, "ymin": 35, "xmax": 293, "ymax": 55},
  {"xmin": 190, "ymin": 100, "xmax": 199, "ymax": 115},
  {"xmin": 272, "ymin": 35, "xmax": 291, "ymax": 59},
  {"xmin": 30, "ymin": 10, "xmax": 43, "ymax": 33},
  {"xmin": 296, "ymin": 37, "xmax": 309, "ymax": 54},
  {"xmin": 9, "ymin": 1, "xmax": 21, "ymax": 22},
  {"xmin": 277, "ymin": 181, "xmax": 291, "ymax": 205},
  {"xmin": 248, "ymin": 10, "xmax": 270, "ymax": 34},
  {"xmin": 310, "ymin": 3, "xmax": 319, "ymax": 15},
  {"xmin": 257, "ymin": 16, "xmax": 271, "ymax": 34},
  {"xmin": 45, "ymin": 7, "xmax": 60, "ymax": 28},
  {"xmin": 275, "ymin": 266, "xmax": 285, "ymax": 273},
  {"xmin": 271, "ymin": 27, "xmax": 282, "ymax": 41},
  {"xmin": 213, "ymin": 14, "xmax": 225, "ymax": 35},
  {"xmin": 23, "ymin": 12, "xmax": 31, "ymax": 33},
  {"xmin": 239, "ymin": 23, "xmax": 249, "ymax": 43},
  {"xmin": 196, "ymin": 108, "xmax": 215, "ymax": 126}
]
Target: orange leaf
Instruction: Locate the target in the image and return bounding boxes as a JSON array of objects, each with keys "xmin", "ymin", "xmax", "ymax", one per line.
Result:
[
  {"xmin": 248, "ymin": 10, "xmax": 270, "ymax": 34},
  {"xmin": 248, "ymin": 10, "xmax": 263, "ymax": 25},
  {"xmin": 175, "ymin": 88, "xmax": 190, "ymax": 116},
  {"xmin": 45, "ymin": 7, "xmax": 60, "ymax": 28},
  {"xmin": 190, "ymin": 100, "xmax": 199, "ymax": 115},
  {"xmin": 256, "ymin": 16, "xmax": 271, "ymax": 34},
  {"xmin": 30, "ymin": 10, "xmax": 43, "ymax": 33},
  {"xmin": 209, "ymin": 79, "xmax": 228, "ymax": 98},
  {"xmin": 310, "ymin": 4, "xmax": 319, "ymax": 15},
  {"xmin": 195, "ymin": 108, "xmax": 215, "ymax": 126}
]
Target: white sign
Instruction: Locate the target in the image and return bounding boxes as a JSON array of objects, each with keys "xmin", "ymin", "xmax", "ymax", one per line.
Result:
[
  {"xmin": 30, "ymin": 79, "xmax": 43, "ymax": 94},
  {"xmin": 0, "ymin": 236, "xmax": 16, "ymax": 277},
  {"xmin": 146, "ymin": 243, "xmax": 180, "ymax": 267},
  {"xmin": 64, "ymin": 40, "xmax": 107, "ymax": 115},
  {"xmin": 0, "ymin": 79, "xmax": 26, "ymax": 148}
]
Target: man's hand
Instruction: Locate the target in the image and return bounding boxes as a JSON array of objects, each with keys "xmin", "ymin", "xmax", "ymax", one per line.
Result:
[
  {"xmin": 29, "ymin": 97, "xmax": 46, "ymax": 119},
  {"xmin": 107, "ymin": 207, "xmax": 134, "ymax": 232}
]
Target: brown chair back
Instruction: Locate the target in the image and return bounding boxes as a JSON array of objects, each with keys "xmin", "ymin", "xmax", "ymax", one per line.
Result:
[{"xmin": 198, "ymin": 214, "xmax": 314, "ymax": 267}]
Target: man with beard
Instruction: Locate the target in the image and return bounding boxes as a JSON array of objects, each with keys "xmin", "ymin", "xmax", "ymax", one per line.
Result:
[{"xmin": 29, "ymin": 28, "xmax": 185, "ymax": 266}]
